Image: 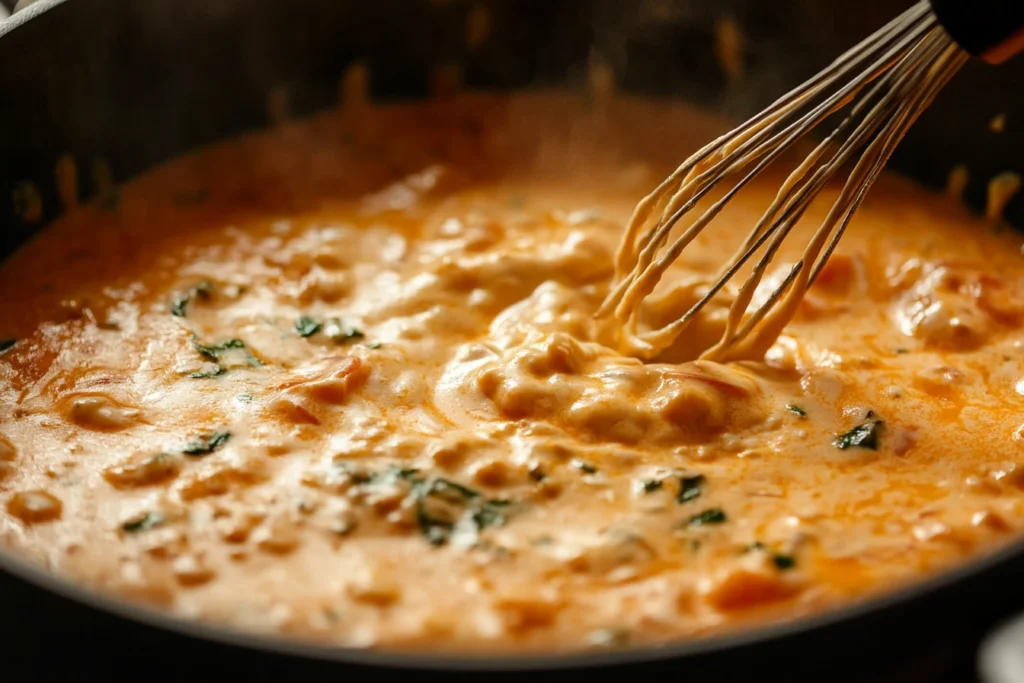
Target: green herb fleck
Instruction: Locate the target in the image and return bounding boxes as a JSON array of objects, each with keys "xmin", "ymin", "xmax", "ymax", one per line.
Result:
[
  {"xmin": 346, "ymin": 469, "xmax": 374, "ymax": 485},
  {"xmin": 188, "ymin": 365, "xmax": 227, "ymax": 380},
  {"xmin": 295, "ymin": 316, "xmax": 322, "ymax": 338},
  {"xmin": 635, "ymin": 478, "xmax": 663, "ymax": 494},
  {"xmin": 236, "ymin": 393, "xmax": 253, "ymax": 403},
  {"xmin": 744, "ymin": 541, "xmax": 796, "ymax": 570},
  {"xmin": 771, "ymin": 553, "xmax": 796, "ymax": 570},
  {"xmin": 365, "ymin": 341, "xmax": 383, "ymax": 350},
  {"xmin": 171, "ymin": 281, "xmax": 213, "ymax": 317},
  {"xmin": 688, "ymin": 508, "xmax": 727, "ymax": 527},
  {"xmin": 350, "ymin": 467, "xmax": 511, "ymax": 546},
  {"xmin": 192, "ymin": 338, "xmax": 246, "ymax": 361},
  {"xmin": 183, "ymin": 430, "xmax": 232, "ymax": 456},
  {"xmin": 833, "ymin": 417, "xmax": 883, "ymax": 450},
  {"xmin": 677, "ymin": 475, "xmax": 705, "ymax": 504},
  {"xmin": 786, "ymin": 404, "xmax": 807, "ymax": 417},
  {"xmin": 428, "ymin": 478, "xmax": 480, "ymax": 500},
  {"xmin": 413, "ymin": 475, "xmax": 509, "ymax": 546},
  {"xmin": 0, "ymin": 339, "xmax": 15, "ymax": 355},
  {"xmin": 468, "ymin": 499, "xmax": 511, "ymax": 530},
  {"xmin": 122, "ymin": 511, "xmax": 164, "ymax": 533},
  {"xmin": 381, "ymin": 465, "xmax": 421, "ymax": 483},
  {"xmin": 189, "ymin": 337, "xmax": 262, "ymax": 376},
  {"xmin": 323, "ymin": 318, "xmax": 365, "ymax": 343},
  {"xmin": 571, "ymin": 459, "xmax": 598, "ymax": 474},
  {"xmin": 895, "ymin": 348, "xmax": 910, "ymax": 355}
]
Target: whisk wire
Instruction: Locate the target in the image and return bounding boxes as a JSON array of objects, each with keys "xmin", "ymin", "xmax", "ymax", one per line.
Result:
[
  {"xmin": 609, "ymin": 2, "xmax": 933, "ymax": 285},
  {"xmin": 600, "ymin": 1, "xmax": 968, "ymax": 361},
  {"xmin": 704, "ymin": 27, "xmax": 957, "ymax": 356},
  {"xmin": 720, "ymin": 34, "xmax": 966, "ymax": 360},
  {"xmin": 601, "ymin": 3, "xmax": 939, "ymax": 327},
  {"xmin": 723, "ymin": 41, "xmax": 969, "ymax": 360}
]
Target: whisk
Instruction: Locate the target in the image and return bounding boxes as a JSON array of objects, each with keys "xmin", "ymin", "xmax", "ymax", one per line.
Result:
[{"xmin": 598, "ymin": 0, "xmax": 1024, "ymax": 363}]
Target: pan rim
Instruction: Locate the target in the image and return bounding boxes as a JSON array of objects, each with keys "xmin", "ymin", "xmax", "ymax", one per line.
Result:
[{"xmin": 3, "ymin": 526, "xmax": 1024, "ymax": 671}]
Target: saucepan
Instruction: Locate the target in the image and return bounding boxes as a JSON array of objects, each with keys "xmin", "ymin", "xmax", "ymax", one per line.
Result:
[{"xmin": 1, "ymin": 0, "xmax": 1023, "ymax": 680}]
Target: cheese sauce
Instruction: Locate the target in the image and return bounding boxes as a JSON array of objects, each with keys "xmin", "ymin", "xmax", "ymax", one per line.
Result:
[{"xmin": 2, "ymin": 92, "xmax": 1024, "ymax": 653}]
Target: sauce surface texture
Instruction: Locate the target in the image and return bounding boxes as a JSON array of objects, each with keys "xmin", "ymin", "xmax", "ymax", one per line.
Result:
[{"xmin": 2, "ymin": 92, "xmax": 1024, "ymax": 653}]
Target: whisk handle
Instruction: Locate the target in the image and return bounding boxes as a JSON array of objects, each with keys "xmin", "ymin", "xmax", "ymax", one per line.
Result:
[{"xmin": 930, "ymin": 0, "xmax": 1024, "ymax": 64}]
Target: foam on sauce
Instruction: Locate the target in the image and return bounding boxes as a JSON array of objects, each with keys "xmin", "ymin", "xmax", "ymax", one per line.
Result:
[{"xmin": 2, "ymin": 91, "xmax": 1024, "ymax": 653}]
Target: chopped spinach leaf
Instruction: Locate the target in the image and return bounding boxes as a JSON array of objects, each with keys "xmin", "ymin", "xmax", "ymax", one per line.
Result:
[
  {"xmin": 122, "ymin": 511, "xmax": 164, "ymax": 533},
  {"xmin": 348, "ymin": 466, "xmax": 511, "ymax": 546},
  {"xmin": 744, "ymin": 541, "xmax": 796, "ymax": 570},
  {"xmin": 570, "ymin": 459, "xmax": 598, "ymax": 474},
  {"xmin": 833, "ymin": 418, "xmax": 883, "ymax": 450},
  {"xmin": 786, "ymin": 404, "xmax": 807, "ymax": 417},
  {"xmin": 403, "ymin": 471, "xmax": 509, "ymax": 546},
  {"xmin": 382, "ymin": 465, "xmax": 421, "ymax": 483},
  {"xmin": 677, "ymin": 474, "xmax": 705, "ymax": 504},
  {"xmin": 295, "ymin": 316, "xmax": 322, "ymax": 338},
  {"xmin": 687, "ymin": 508, "xmax": 727, "ymax": 527},
  {"xmin": 428, "ymin": 478, "xmax": 481, "ymax": 500},
  {"xmin": 635, "ymin": 478, "xmax": 663, "ymax": 494},
  {"xmin": 771, "ymin": 553, "xmax": 796, "ymax": 570},
  {"xmin": 418, "ymin": 509, "xmax": 454, "ymax": 545},
  {"xmin": 323, "ymin": 318, "xmax": 365, "ymax": 343},
  {"xmin": 0, "ymin": 339, "xmax": 15, "ymax": 355},
  {"xmin": 192, "ymin": 337, "xmax": 246, "ymax": 361},
  {"xmin": 189, "ymin": 337, "xmax": 263, "ymax": 376},
  {"xmin": 469, "ymin": 500, "xmax": 510, "ymax": 530},
  {"xmin": 183, "ymin": 430, "xmax": 231, "ymax": 456},
  {"xmin": 171, "ymin": 281, "xmax": 213, "ymax": 317},
  {"xmin": 347, "ymin": 469, "xmax": 374, "ymax": 485},
  {"xmin": 188, "ymin": 365, "xmax": 227, "ymax": 380}
]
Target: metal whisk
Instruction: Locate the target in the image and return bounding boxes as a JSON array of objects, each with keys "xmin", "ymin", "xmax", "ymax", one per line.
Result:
[{"xmin": 598, "ymin": 0, "xmax": 1024, "ymax": 363}]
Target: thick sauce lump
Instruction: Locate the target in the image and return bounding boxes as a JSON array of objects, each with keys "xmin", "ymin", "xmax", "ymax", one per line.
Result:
[{"xmin": 2, "ymin": 92, "xmax": 1024, "ymax": 653}]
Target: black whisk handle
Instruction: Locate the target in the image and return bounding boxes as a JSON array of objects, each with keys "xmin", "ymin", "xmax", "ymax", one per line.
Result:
[{"xmin": 930, "ymin": 0, "xmax": 1024, "ymax": 64}]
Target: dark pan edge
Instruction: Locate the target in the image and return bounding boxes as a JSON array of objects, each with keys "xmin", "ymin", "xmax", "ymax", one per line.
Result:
[{"xmin": 3, "ymin": 518, "xmax": 1024, "ymax": 671}]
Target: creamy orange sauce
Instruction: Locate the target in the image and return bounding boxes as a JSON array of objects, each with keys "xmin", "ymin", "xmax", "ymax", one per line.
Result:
[{"xmin": 2, "ymin": 92, "xmax": 1024, "ymax": 653}]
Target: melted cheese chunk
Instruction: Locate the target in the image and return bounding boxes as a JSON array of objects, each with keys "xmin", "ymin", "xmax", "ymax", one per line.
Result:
[{"xmin": 2, "ymin": 92, "xmax": 1024, "ymax": 653}]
